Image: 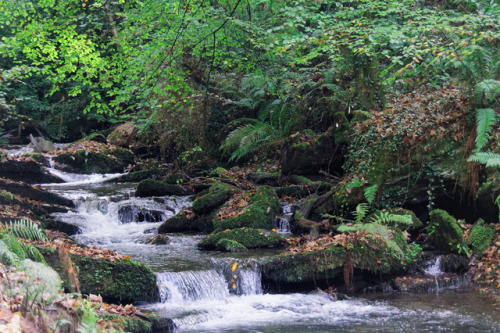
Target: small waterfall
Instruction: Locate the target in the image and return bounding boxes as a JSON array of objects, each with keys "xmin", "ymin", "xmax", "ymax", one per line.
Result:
[
  {"xmin": 157, "ymin": 270, "xmax": 230, "ymax": 304},
  {"xmin": 239, "ymin": 266, "xmax": 263, "ymax": 295},
  {"xmin": 424, "ymin": 255, "xmax": 443, "ymax": 277},
  {"xmin": 277, "ymin": 202, "xmax": 293, "ymax": 233}
]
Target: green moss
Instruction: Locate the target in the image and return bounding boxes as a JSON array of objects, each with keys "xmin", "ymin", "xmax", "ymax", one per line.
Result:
[
  {"xmin": 99, "ymin": 314, "xmax": 152, "ymax": 333},
  {"xmin": 427, "ymin": 209, "xmax": 464, "ymax": 253},
  {"xmin": 192, "ymin": 183, "xmax": 235, "ymax": 214},
  {"xmin": 199, "ymin": 228, "xmax": 285, "ymax": 250},
  {"xmin": 135, "ymin": 179, "xmax": 186, "ymax": 197},
  {"xmin": 158, "ymin": 211, "xmax": 213, "ymax": 233},
  {"xmin": 85, "ymin": 133, "xmax": 107, "ymax": 143},
  {"xmin": 105, "ymin": 147, "xmax": 135, "ymax": 166},
  {"xmin": 0, "ymin": 190, "xmax": 22, "ymax": 205},
  {"xmin": 390, "ymin": 208, "xmax": 423, "ymax": 229},
  {"xmin": 467, "ymin": 219, "xmax": 494, "ymax": 258},
  {"xmin": 216, "ymin": 239, "xmax": 248, "ymax": 252},
  {"xmin": 213, "ymin": 186, "xmax": 279, "ymax": 231},
  {"xmin": 118, "ymin": 169, "xmax": 161, "ymax": 183},
  {"xmin": 39, "ymin": 248, "xmax": 159, "ymax": 304},
  {"xmin": 289, "ymin": 175, "xmax": 313, "ymax": 185}
]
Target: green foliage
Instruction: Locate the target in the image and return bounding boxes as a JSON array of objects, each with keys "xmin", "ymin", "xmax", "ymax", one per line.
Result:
[
  {"xmin": 364, "ymin": 184, "xmax": 377, "ymax": 204},
  {"xmin": 2, "ymin": 219, "xmax": 48, "ymax": 242},
  {"xmin": 427, "ymin": 209, "xmax": 465, "ymax": 253},
  {"xmin": 474, "ymin": 108, "xmax": 497, "ymax": 150},
  {"xmin": 468, "ymin": 152, "xmax": 500, "ymax": 168},
  {"xmin": 467, "ymin": 219, "xmax": 494, "ymax": 258}
]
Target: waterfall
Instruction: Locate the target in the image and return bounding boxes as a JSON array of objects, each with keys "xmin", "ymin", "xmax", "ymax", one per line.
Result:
[
  {"xmin": 424, "ymin": 255, "xmax": 443, "ymax": 277},
  {"xmin": 157, "ymin": 270, "xmax": 230, "ymax": 304},
  {"xmin": 239, "ymin": 266, "xmax": 263, "ymax": 295},
  {"xmin": 277, "ymin": 202, "xmax": 293, "ymax": 233}
]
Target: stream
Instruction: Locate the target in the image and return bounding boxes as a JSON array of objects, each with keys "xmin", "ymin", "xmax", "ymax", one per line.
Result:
[{"xmin": 38, "ymin": 169, "xmax": 500, "ymax": 332}]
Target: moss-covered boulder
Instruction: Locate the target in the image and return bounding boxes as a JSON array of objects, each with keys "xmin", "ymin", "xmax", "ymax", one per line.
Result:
[
  {"xmin": 427, "ymin": 209, "xmax": 464, "ymax": 253},
  {"xmin": 158, "ymin": 211, "xmax": 213, "ymax": 233},
  {"xmin": 467, "ymin": 219, "xmax": 494, "ymax": 258},
  {"xmin": 107, "ymin": 123, "xmax": 138, "ymax": 147},
  {"xmin": 135, "ymin": 179, "xmax": 187, "ymax": 197},
  {"xmin": 41, "ymin": 249, "xmax": 159, "ymax": 304},
  {"xmin": 192, "ymin": 183, "xmax": 235, "ymax": 214},
  {"xmin": 111, "ymin": 169, "xmax": 161, "ymax": 183},
  {"xmin": 198, "ymin": 228, "xmax": 285, "ymax": 251},
  {"xmin": 213, "ymin": 186, "xmax": 279, "ymax": 231},
  {"xmin": 54, "ymin": 150, "xmax": 130, "ymax": 174},
  {"xmin": 247, "ymin": 172, "xmax": 282, "ymax": 185},
  {"xmin": 0, "ymin": 178, "xmax": 74, "ymax": 207}
]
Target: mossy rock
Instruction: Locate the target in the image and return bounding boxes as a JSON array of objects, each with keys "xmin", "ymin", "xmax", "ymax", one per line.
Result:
[
  {"xmin": 40, "ymin": 248, "xmax": 159, "ymax": 304},
  {"xmin": 276, "ymin": 182, "xmax": 330, "ymax": 199},
  {"xmin": 99, "ymin": 313, "xmax": 173, "ymax": 333},
  {"xmin": 0, "ymin": 159, "xmax": 64, "ymax": 183},
  {"xmin": 0, "ymin": 178, "xmax": 74, "ymax": 207},
  {"xmin": 0, "ymin": 190, "xmax": 23, "ymax": 206},
  {"xmin": 158, "ymin": 211, "xmax": 213, "ymax": 233},
  {"xmin": 135, "ymin": 179, "xmax": 187, "ymax": 197},
  {"xmin": 289, "ymin": 175, "xmax": 314, "ymax": 185},
  {"xmin": 85, "ymin": 133, "xmax": 107, "ymax": 144},
  {"xmin": 198, "ymin": 228, "xmax": 285, "ymax": 251},
  {"xmin": 213, "ymin": 186, "xmax": 279, "ymax": 231},
  {"xmin": 216, "ymin": 239, "xmax": 248, "ymax": 252},
  {"xmin": 106, "ymin": 147, "xmax": 135, "ymax": 166},
  {"xmin": 113, "ymin": 169, "xmax": 161, "ymax": 183},
  {"xmin": 54, "ymin": 150, "xmax": 124, "ymax": 174},
  {"xmin": 467, "ymin": 219, "xmax": 494, "ymax": 258},
  {"xmin": 192, "ymin": 183, "xmax": 235, "ymax": 214},
  {"xmin": 365, "ymin": 208, "xmax": 422, "ymax": 231},
  {"xmin": 427, "ymin": 209, "xmax": 464, "ymax": 253},
  {"xmin": 262, "ymin": 233, "xmax": 411, "ymax": 286}
]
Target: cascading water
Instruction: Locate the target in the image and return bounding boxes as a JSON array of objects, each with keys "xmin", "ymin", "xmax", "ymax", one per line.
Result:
[
  {"xmin": 37, "ymin": 169, "xmax": 500, "ymax": 332},
  {"xmin": 277, "ymin": 202, "xmax": 293, "ymax": 233},
  {"xmin": 424, "ymin": 255, "xmax": 444, "ymax": 277}
]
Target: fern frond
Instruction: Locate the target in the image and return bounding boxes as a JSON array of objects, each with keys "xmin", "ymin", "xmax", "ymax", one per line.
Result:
[
  {"xmin": 0, "ymin": 239, "xmax": 20, "ymax": 266},
  {"xmin": 364, "ymin": 184, "xmax": 378, "ymax": 204},
  {"xmin": 468, "ymin": 152, "xmax": 500, "ymax": 167},
  {"xmin": 475, "ymin": 108, "xmax": 497, "ymax": 150},
  {"xmin": 475, "ymin": 80, "xmax": 500, "ymax": 107},
  {"xmin": 371, "ymin": 211, "xmax": 412, "ymax": 226},
  {"xmin": 6, "ymin": 219, "xmax": 48, "ymax": 241},
  {"xmin": 354, "ymin": 203, "xmax": 370, "ymax": 223}
]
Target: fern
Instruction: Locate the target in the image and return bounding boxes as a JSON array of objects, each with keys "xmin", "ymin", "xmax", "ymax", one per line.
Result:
[
  {"xmin": 475, "ymin": 108, "xmax": 497, "ymax": 150},
  {"xmin": 354, "ymin": 203, "xmax": 370, "ymax": 223},
  {"xmin": 370, "ymin": 211, "xmax": 412, "ymax": 227},
  {"xmin": 474, "ymin": 80, "xmax": 500, "ymax": 107},
  {"xmin": 0, "ymin": 239, "xmax": 20, "ymax": 266},
  {"xmin": 468, "ymin": 152, "xmax": 500, "ymax": 167},
  {"xmin": 5, "ymin": 219, "xmax": 48, "ymax": 242},
  {"xmin": 364, "ymin": 184, "xmax": 378, "ymax": 204}
]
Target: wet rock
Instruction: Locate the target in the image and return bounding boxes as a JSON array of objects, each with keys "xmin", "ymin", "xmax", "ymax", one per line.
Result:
[
  {"xmin": 192, "ymin": 183, "xmax": 235, "ymax": 214},
  {"xmin": 135, "ymin": 179, "xmax": 187, "ymax": 197},
  {"xmin": 147, "ymin": 234, "xmax": 169, "ymax": 245},
  {"xmin": 198, "ymin": 228, "xmax": 285, "ymax": 251},
  {"xmin": 158, "ymin": 211, "xmax": 213, "ymax": 233},
  {"xmin": 276, "ymin": 182, "xmax": 331, "ymax": 199},
  {"xmin": 118, "ymin": 205, "xmax": 165, "ymax": 223},
  {"xmin": 213, "ymin": 186, "xmax": 279, "ymax": 231},
  {"xmin": 29, "ymin": 134, "xmax": 55, "ymax": 153},
  {"xmin": 107, "ymin": 123, "xmax": 138, "ymax": 147},
  {"xmin": 440, "ymin": 254, "xmax": 470, "ymax": 274},
  {"xmin": 392, "ymin": 274, "xmax": 466, "ymax": 292},
  {"xmin": 0, "ymin": 159, "xmax": 64, "ymax": 183},
  {"xmin": 426, "ymin": 209, "xmax": 464, "ymax": 253}
]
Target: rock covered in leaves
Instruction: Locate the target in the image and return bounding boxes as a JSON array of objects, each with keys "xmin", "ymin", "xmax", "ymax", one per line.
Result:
[
  {"xmin": 0, "ymin": 158, "xmax": 64, "ymax": 183},
  {"xmin": 198, "ymin": 228, "xmax": 286, "ymax": 251},
  {"xmin": 213, "ymin": 186, "xmax": 279, "ymax": 231},
  {"xmin": 135, "ymin": 179, "xmax": 187, "ymax": 197},
  {"xmin": 427, "ymin": 209, "xmax": 464, "ymax": 253}
]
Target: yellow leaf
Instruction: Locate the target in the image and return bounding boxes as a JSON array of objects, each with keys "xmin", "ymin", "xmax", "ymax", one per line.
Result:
[
  {"xmin": 231, "ymin": 262, "xmax": 238, "ymax": 272},
  {"xmin": 232, "ymin": 284, "xmax": 237, "ymax": 289}
]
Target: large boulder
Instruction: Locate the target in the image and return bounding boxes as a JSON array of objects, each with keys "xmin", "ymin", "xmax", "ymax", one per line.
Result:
[
  {"xmin": 198, "ymin": 228, "xmax": 286, "ymax": 251},
  {"xmin": 107, "ymin": 123, "xmax": 138, "ymax": 147},
  {"xmin": 41, "ymin": 248, "xmax": 160, "ymax": 304},
  {"xmin": 158, "ymin": 211, "xmax": 213, "ymax": 233},
  {"xmin": 135, "ymin": 179, "xmax": 187, "ymax": 197},
  {"xmin": 212, "ymin": 186, "xmax": 279, "ymax": 231},
  {"xmin": 426, "ymin": 209, "xmax": 464, "ymax": 253},
  {"xmin": 0, "ymin": 159, "xmax": 64, "ymax": 183}
]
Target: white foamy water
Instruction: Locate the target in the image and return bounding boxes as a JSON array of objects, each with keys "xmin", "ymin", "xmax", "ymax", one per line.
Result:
[
  {"xmin": 424, "ymin": 255, "xmax": 443, "ymax": 277},
  {"xmin": 42, "ymin": 167, "xmax": 124, "ymax": 186}
]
